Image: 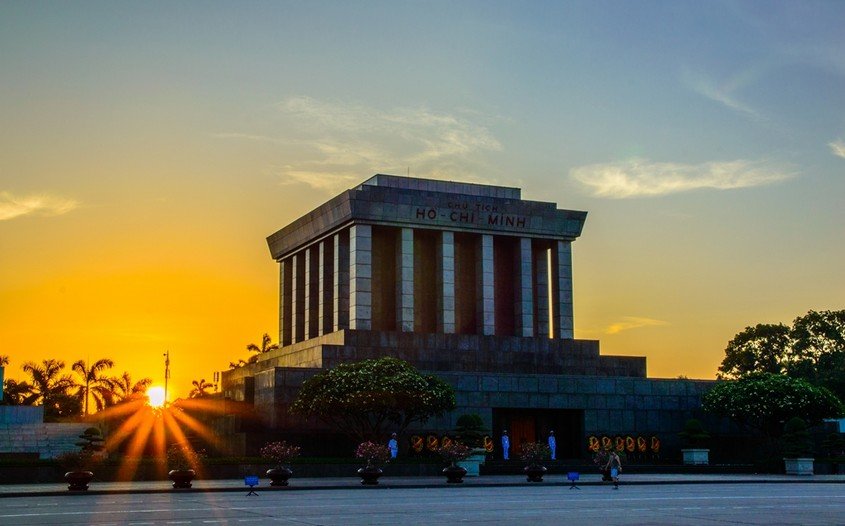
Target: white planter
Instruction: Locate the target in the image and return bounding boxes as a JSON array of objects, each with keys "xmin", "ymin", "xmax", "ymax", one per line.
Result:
[
  {"xmin": 681, "ymin": 448, "xmax": 710, "ymax": 465},
  {"xmin": 784, "ymin": 457, "xmax": 814, "ymax": 476},
  {"xmin": 456, "ymin": 449, "xmax": 487, "ymax": 477}
]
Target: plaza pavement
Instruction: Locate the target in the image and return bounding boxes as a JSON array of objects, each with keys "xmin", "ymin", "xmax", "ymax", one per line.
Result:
[{"xmin": 1, "ymin": 473, "xmax": 843, "ymax": 498}]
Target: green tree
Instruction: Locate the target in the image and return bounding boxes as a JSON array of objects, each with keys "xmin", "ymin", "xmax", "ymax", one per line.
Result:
[
  {"xmin": 72, "ymin": 358, "xmax": 115, "ymax": 415},
  {"xmin": 717, "ymin": 323, "xmax": 791, "ymax": 379},
  {"xmin": 189, "ymin": 378, "xmax": 214, "ymax": 398},
  {"xmin": 702, "ymin": 373, "xmax": 844, "ymax": 438},
  {"xmin": 291, "ymin": 357, "xmax": 456, "ymax": 442},
  {"xmin": 789, "ymin": 310, "xmax": 845, "ymax": 399}
]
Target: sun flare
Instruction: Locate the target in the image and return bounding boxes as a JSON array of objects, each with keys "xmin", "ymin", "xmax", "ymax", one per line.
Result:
[{"xmin": 146, "ymin": 386, "xmax": 166, "ymax": 408}]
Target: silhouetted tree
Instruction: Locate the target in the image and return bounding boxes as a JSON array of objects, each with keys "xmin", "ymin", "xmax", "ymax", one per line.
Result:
[
  {"xmin": 106, "ymin": 371, "xmax": 152, "ymax": 406},
  {"xmin": 72, "ymin": 358, "xmax": 115, "ymax": 415},
  {"xmin": 2, "ymin": 378, "xmax": 35, "ymax": 405},
  {"xmin": 718, "ymin": 323, "xmax": 790, "ymax": 379},
  {"xmin": 189, "ymin": 378, "xmax": 214, "ymax": 398},
  {"xmin": 247, "ymin": 333, "xmax": 278, "ymax": 356},
  {"xmin": 718, "ymin": 310, "xmax": 845, "ymax": 401},
  {"xmin": 22, "ymin": 359, "xmax": 75, "ymax": 405}
]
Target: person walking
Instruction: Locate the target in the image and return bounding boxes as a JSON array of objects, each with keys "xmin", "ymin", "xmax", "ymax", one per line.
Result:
[
  {"xmin": 388, "ymin": 432, "xmax": 399, "ymax": 459},
  {"xmin": 606, "ymin": 450, "xmax": 622, "ymax": 489},
  {"xmin": 501, "ymin": 430, "xmax": 510, "ymax": 460},
  {"xmin": 548, "ymin": 431, "xmax": 557, "ymax": 461}
]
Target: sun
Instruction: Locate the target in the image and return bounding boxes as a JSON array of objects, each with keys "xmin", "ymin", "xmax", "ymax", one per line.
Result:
[{"xmin": 146, "ymin": 386, "xmax": 166, "ymax": 408}]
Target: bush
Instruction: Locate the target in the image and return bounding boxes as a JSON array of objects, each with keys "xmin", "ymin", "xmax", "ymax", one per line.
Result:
[
  {"xmin": 437, "ymin": 442, "xmax": 472, "ymax": 464},
  {"xmin": 166, "ymin": 444, "xmax": 205, "ymax": 471},
  {"xmin": 260, "ymin": 441, "xmax": 301, "ymax": 466},
  {"xmin": 454, "ymin": 414, "xmax": 487, "ymax": 448},
  {"xmin": 703, "ymin": 373, "xmax": 844, "ymax": 437},
  {"xmin": 355, "ymin": 441, "xmax": 391, "ymax": 467},
  {"xmin": 781, "ymin": 417, "xmax": 813, "ymax": 458},
  {"xmin": 678, "ymin": 418, "xmax": 710, "ymax": 448},
  {"xmin": 518, "ymin": 442, "xmax": 550, "ymax": 466}
]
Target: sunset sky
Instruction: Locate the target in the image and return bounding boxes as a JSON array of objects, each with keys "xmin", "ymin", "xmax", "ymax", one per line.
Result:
[{"xmin": 2, "ymin": 1, "xmax": 843, "ymax": 400}]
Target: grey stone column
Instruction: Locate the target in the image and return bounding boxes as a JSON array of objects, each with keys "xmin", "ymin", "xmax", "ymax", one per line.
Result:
[
  {"xmin": 349, "ymin": 224, "xmax": 373, "ymax": 330},
  {"xmin": 516, "ymin": 237, "xmax": 534, "ymax": 337},
  {"xmin": 533, "ymin": 244, "xmax": 550, "ymax": 339},
  {"xmin": 396, "ymin": 228, "xmax": 415, "ymax": 332},
  {"xmin": 333, "ymin": 231, "xmax": 350, "ymax": 332},
  {"xmin": 437, "ymin": 231, "xmax": 456, "ymax": 334},
  {"xmin": 304, "ymin": 248, "xmax": 314, "ymax": 339},
  {"xmin": 553, "ymin": 240, "xmax": 574, "ymax": 339},
  {"xmin": 477, "ymin": 234, "xmax": 495, "ymax": 336},
  {"xmin": 292, "ymin": 252, "xmax": 305, "ymax": 343},
  {"xmin": 280, "ymin": 258, "xmax": 292, "ymax": 347},
  {"xmin": 318, "ymin": 240, "xmax": 334, "ymax": 336}
]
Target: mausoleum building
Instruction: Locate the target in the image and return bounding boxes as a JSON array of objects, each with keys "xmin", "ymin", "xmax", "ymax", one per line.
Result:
[{"xmin": 221, "ymin": 175, "xmax": 713, "ymax": 458}]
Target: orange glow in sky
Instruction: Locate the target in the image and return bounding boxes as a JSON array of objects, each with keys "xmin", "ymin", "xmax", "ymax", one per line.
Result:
[{"xmin": 2, "ymin": 3, "xmax": 843, "ymax": 403}]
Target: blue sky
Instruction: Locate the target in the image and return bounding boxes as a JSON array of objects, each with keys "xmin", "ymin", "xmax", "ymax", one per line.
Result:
[{"xmin": 1, "ymin": 1, "xmax": 843, "ymax": 392}]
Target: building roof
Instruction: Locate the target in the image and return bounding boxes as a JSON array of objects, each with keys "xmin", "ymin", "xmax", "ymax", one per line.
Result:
[{"xmin": 267, "ymin": 174, "xmax": 587, "ymax": 260}]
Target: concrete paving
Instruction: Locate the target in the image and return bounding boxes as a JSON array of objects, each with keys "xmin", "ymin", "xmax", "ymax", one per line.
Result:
[
  {"xmin": 1, "ymin": 473, "xmax": 843, "ymax": 498},
  {"xmin": 1, "ymin": 480, "xmax": 844, "ymax": 525}
]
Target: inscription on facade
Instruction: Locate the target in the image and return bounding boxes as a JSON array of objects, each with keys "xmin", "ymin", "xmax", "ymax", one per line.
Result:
[{"xmin": 415, "ymin": 203, "xmax": 527, "ymax": 229}]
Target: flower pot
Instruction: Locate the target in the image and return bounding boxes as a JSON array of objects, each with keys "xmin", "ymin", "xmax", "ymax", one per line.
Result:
[
  {"xmin": 442, "ymin": 464, "xmax": 468, "ymax": 484},
  {"xmin": 168, "ymin": 469, "xmax": 196, "ymax": 489},
  {"xmin": 64, "ymin": 470, "xmax": 94, "ymax": 491},
  {"xmin": 266, "ymin": 466, "xmax": 293, "ymax": 487},
  {"xmin": 524, "ymin": 464, "xmax": 547, "ymax": 482},
  {"xmin": 784, "ymin": 457, "xmax": 814, "ymax": 476},
  {"xmin": 357, "ymin": 465, "xmax": 383, "ymax": 485},
  {"xmin": 681, "ymin": 448, "xmax": 710, "ymax": 466},
  {"xmin": 456, "ymin": 448, "xmax": 487, "ymax": 477}
]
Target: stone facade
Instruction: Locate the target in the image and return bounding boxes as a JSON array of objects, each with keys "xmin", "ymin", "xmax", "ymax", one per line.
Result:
[{"xmin": 221, "ymin": 175, "xmax": 714, "ymax": 458}]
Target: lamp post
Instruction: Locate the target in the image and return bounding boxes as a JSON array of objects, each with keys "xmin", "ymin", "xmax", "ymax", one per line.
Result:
[{"xmin": 163, "ymin": 351, "xmax": 170, "ymax": 408}]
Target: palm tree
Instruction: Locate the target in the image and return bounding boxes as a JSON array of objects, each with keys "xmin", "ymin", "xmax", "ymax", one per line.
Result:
[
  {"xmin": 2, "ymin": 378, "xmax": 36, "ymax": 405},
  {"xmin": 106, "ymin": 371, "xmax": 152, "ymax": 405},
  {"xmin": 0, "ymin": 355, "xmax": 9, "ymax": 367},
  {"xmin": 72, "ymin": 358, "xmax": 115, "ymax": 415},
  {"xmin": 247, "ymin": 333, "xmax": 279, "ymax": 356},
  {"xmin": 21, "ymin": 359, "xmax": 76, "ymax": 412},
  {"xmin": 189, "ymin": 378, "xmax": 214, "ymax": 398}
]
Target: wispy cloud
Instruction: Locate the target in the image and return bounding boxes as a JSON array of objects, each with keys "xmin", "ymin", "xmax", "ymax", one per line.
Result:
[
  {"xmin": 830, "ymin": 139, "xmax": 845, "ymax": 159},
  {"xmin": 605, "ymin": 317, "xmax": 669, "ymax": 335},
  {"xmin": 258, "ymin": 96, "xmax": 502, "ymax": 193},
  {"xmin": 571, "ymin": 158, "xmax": 794, "ymax": 199},
  {"xmin": 682, "ymin": 68, "xmax": 764, "ymax": 120},
  {"xmin": 0, "ymin": 192, "xmax": 78, "ymax": 221}
]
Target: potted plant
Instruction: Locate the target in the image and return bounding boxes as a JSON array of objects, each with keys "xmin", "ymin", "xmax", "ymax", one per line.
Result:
[
  {"xmin": 679, "ymin": 418, "xmax": 710, "ymax": 465},
  {"xmin": 437, "ymin": 442, "xmax": 471, "ymax": 483},
  {"xmin": 167, "ymin": 444, "xmax": 205, "ymax": 488},
  {"xmin": 260, "ymin": 440, "xmax": 301, "ymax": 486},
  {"xmin": 822, "ymin": 432, "xmax": 845, "ymax": 474},
  {"xmin": 782, "ymin": 417, "xmax": 814, "ymax": 475},
  {"xmin": 59, "ymin": 427, "xmax": 105, "ymax": 491},
  {"xmin": 454, "ymin": 413, "xmax": 488, "ymax": 477},
  {"xmin": 355, "ymin": 441, "xmax": 391, "ymax": 485},
  {"xmin": 519, "ymin": 441, "xmax": 550, "ymax": 482}
]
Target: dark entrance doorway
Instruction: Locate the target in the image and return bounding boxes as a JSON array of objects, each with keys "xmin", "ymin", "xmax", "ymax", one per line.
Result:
[{"xmin": 493, "ymin": 408, "xmax": 583, "ymax": 460}]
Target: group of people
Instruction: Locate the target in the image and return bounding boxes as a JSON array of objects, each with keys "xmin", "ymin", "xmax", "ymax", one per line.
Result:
[{"xmin": 387, "ymin": 429, "xmax": 621, "ymax": 488}]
